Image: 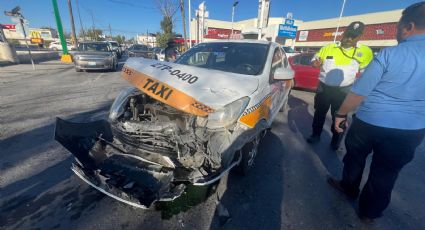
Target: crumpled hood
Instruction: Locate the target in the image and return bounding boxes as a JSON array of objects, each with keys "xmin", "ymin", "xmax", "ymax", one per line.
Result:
[{"xmin": 122, "ymin": 58, "xmax": 259, "ymax": 111}]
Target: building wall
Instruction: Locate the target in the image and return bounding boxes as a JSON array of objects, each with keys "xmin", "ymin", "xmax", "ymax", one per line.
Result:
[
  {"xmin": 189, "ymin": 9, "xmax": 401, "ymax": 49},
  {"xmin": 296, "ymin": 22, "xmax": 397, "ymax": 42}
]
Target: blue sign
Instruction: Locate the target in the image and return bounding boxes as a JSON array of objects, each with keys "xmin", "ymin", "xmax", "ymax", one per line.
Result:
[
  {"xmin": 278, "ymin": 24, "xmax": 297, "ymax": 38},
  {"xmin": 284, "ymin": 19, "xmax": 294, "ymax": 26}
]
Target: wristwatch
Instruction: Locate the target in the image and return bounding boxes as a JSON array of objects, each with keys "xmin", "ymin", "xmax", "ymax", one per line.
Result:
[{"xmin": 335, "ymin": 113, "xmax": 347, "ymax": 118}]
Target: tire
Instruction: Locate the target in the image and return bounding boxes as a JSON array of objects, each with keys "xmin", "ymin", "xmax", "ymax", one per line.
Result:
[
  {"xmin": 234, "ymin": 135, "xmax": 261, "ymax": 175},
  {"xmin": 111, "ymin": 61, "xmax": 117, "ymax": 72}
]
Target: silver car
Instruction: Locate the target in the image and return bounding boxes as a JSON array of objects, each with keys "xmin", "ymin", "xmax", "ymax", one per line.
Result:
[{"xmin": 73, "ymin": 42, "xmax": 118, "ymax": 72}]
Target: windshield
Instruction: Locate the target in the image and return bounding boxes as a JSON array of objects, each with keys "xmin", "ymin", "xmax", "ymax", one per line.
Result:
[
  {"xmin": 78, "ymin": 43, "xmax": 110, "ymax": 52},
  {"xmin": 175, "ymin": 42, "xmax": 269, "ymax": 76},
  {"xmin": 131, "ymin": 45, "xmax": 148, "ymax": 51},
  {"xmin": 110, "ymin": 42, "xmax": 119, "ymax": 48},
  {"xmin": 282, "ymin": 46, "xmax": 296, "ymax": 53}
]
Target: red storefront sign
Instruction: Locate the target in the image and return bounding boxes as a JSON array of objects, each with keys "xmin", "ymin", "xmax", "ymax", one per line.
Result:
[
  {"xmin": 1, "ymin": 24, "xmax": 16, "ymax": 30},
  {"xmin": 204, "ymin": 27, "xmax": 241, "ymax": 39},
  {"xmin": 296, "ymin": 22, "xmax": 397, "ymax": 42}
]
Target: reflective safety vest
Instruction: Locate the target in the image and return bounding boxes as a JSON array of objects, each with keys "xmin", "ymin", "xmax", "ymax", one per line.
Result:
[{"xmin": 315, "ymin": 43, "xmax": 373, "ymax": 87}]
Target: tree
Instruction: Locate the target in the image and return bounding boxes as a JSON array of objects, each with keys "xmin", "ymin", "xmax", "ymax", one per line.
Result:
[
  {"xmin": 80, "ymin": 28, "xmax": 103, "ymax": 41},
  {"xmin": 156, "ymin": 16, "xmax": 174, "ymax": 48},
  {"xmin": 155, "ymin": 0, "xmax": 179, "ymax": 20},
  {"xmin": 113, "ymin": 35, "xmax": 126, "ymax": 44},
  {"xmin": 155, "ymin": 0, "xmax": 179, "ymax": 48}
]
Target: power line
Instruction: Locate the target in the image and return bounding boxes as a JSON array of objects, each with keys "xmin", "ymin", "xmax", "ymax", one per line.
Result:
[{"xmin": 105, "ymin": 0, "xmax": 156, "ymax": 10}]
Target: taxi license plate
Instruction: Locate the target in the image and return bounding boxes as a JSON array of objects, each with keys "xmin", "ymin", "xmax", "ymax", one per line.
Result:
[{"xmin": 88, "ymin": 62, "xmax": 96, "ymax": 66}]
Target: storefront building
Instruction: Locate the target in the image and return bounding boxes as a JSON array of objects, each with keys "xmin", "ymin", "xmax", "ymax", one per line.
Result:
[
  {"xmin": 295, "ymin": 9, "xmax": 401, "ymax": 53},
  {"xmin": 190, "ymin": 9, "xmax": 402, "ymax": 52}
]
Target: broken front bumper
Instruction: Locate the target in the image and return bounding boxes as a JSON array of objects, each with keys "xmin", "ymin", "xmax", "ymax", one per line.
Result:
[
  {"xmin": 54, "ymin": 118, "xmax": 187, "ymax": 208},
  {"xmin": 54, "ymin": 118, "xmax": 246, "ymax": 208}
]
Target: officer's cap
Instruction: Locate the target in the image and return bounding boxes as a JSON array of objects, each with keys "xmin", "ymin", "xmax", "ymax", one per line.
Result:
[{"xmin": 343, "ymin": 21, "xmax": 365, "ymax": 39}]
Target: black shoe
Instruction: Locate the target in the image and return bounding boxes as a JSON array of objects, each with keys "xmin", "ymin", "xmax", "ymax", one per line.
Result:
[
  {"xmin": 306, "ymin": 134, "xmax": 320, "ymax": 143},
  {"xmin": 326, "ymin": 176, "xmax": 358, "ymax": 199}
]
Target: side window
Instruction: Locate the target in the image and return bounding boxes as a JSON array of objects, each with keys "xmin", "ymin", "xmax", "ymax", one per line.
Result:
[
  {"xmin": 300, "ymin": 55, "xmax": 312, "ymax": 66},
  {"xmin": 188, "ymin": 52, "xmax": 210, "ymax": 66},
  {"xmin": 269, "ymin": 48, "xmax": 283, "ymax": 83},
  {"xmin": 280, "ymin": 48, "xmax": 289, "ymax": 68}
]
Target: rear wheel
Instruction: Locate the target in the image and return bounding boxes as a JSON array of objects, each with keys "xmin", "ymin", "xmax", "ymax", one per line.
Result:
[{"xmin": 234, "ymin": 134, "xmax": 261, "ymax": 175}]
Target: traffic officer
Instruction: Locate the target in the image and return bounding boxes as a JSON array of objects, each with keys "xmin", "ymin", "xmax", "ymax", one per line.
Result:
[
  {"xmin": 307, "ymin": 21, "xmax": 373, "ymax": 150},
  {"xmin": 329, "ymin": 2, "xmax": 425, "ymax": 222}
]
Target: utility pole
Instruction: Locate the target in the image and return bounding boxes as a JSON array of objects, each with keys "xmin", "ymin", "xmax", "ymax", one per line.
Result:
[
  {"xmin": 188, "ymin": 0, "xmax": 192, "ymax": 48},
  {"xmin": 179, "ymin": 0, "xmax": 187, "ymax": 49},
  {"xmin": 109, "ymin": 23, "xmax": 112, "ymax": 40},
  {"xmin": 52, "ymin": 0, "xmax": 72, "ymax": 62},
  {"xmin": 67, "ymin": 0, "xmax": 78, "ymax": 47},
  {"xmin": 231, "ymin": 0, "xmax": 239, "ymax": 37},
  {"xmin": 90, "ymin": 10, "xmax": 96, "ymax": 40},
  {"xmin": 75, "ymin": 0, "xmax": 85, "ymax": 41},
  {"xmin": 5, "ymin": 6, "xmax": 36, "ymax": 69}
]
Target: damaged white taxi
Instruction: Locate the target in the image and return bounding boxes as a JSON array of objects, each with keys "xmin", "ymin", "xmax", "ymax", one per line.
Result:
[{"xmin": 55, "ymin": 40, "xmax": 294, "ymax": 208}]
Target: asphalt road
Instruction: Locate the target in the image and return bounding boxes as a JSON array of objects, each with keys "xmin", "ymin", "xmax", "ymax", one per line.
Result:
[{"xmin": 1, "ymin": 60, "xmax": 425, "ymax": 230}]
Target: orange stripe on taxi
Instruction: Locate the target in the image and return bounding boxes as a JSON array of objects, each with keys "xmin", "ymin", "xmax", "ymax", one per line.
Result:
[
  {"xmin": 121, "ymin": 65, "xmax": 214, "ymax": 117},
  {"xmin": 239, "ymin": 95, "xmax": 272, "ymax": 128}
]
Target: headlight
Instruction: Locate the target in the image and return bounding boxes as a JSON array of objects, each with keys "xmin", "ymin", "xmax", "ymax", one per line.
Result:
[
  {"xmin": 109, "ymin": 87, "xmax": 139, "ymax": 121},
  {"xmin": 206, "ymin": 97, "xmax": 250, "ymax": 129}
]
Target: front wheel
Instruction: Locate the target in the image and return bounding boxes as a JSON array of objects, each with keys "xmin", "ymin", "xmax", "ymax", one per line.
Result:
[{"xmin": 234, "ymin": 134, "xmax": 261, "ymax": 175}]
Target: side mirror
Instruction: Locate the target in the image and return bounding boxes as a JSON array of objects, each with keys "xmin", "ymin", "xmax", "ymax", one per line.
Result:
[{"xmin": 273, "ymin": 67, "xmax": 294, "ymax": 81}]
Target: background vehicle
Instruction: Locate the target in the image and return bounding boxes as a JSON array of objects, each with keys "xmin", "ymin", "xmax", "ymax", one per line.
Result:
[
  {"xmin": 55, "ymin": 40, "xmax": 294, "ymax": 208},
  {"xmin": 49, "ymin": 41, "xmax": 75, "ymax": 51},
  {"xmin": 289, "ymin": 53, "xmax": 320, "ymax": 90},
  {"xmin": 282, "ymin": 46, "xmax": 300, "ymax": 58},
  {"xmin": 127, "ymin": 44, "xmax": 153, "ymax": 58},
  {"xmin": 108, "ymin": 41, "xmax": 122, "ymax": 59},
  {"xmin": 73, "ymin": 42, "xmax": 118, "ymax": 72},
  {"xmin": 156, "ymin": 49, "xmax": 165, "ymax": 61}
]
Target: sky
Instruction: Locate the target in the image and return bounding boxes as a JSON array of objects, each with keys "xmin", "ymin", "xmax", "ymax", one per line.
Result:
[{"xmin": 0, "ymin": 0, "xmax": 421, "ymax": 39}]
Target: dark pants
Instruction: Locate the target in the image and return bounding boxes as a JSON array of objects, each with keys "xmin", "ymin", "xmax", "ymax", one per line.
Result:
[
  {"xmin": 312, "ymin": 82, "xmax": 351, "ymax": 139},
  {"xmin": 341, "ymin": 116, "xmax": 425, "ymax": 218}
]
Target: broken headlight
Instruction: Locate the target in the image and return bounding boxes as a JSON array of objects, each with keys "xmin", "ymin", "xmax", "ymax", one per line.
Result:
[
  {"xmin": 206, "ymin": 97, "xmax": 250, "ymax": 129},
  {"xmin": 109, "ymin": 87, "xmax": 138, "ymax": 121}
]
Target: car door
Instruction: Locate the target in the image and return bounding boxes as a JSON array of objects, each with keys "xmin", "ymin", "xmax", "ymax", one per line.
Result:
[
  {"xmin": 292, "ymin": 53, "xmax": 320, "ymax": 90},
  {"xmin": 268, "ymin": 47, "xmax": 291, "ymax": 123}
]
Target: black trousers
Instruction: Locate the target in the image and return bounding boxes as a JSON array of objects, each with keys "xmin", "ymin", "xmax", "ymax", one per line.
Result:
[
  {"xmin": 312, "ymin": 82, "xmax": 351, "ymax": 137},
  {"xmin": 341, "ymin": 116, "xmax": 425, "ymax": 218}
]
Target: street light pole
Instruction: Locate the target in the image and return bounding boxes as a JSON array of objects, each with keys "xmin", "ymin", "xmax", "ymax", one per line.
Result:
[
  {"xmin": 231, "ymin": 1, "xmax": 239, "ymax": 37},
  {"xmin": 333, "ymin": 0, "xmax": 347, "ymax": 43},
  {"xmin": 52, "ymin": 0, "xmax": 72, "ymax": 62},
  {"xmin": 188, "ymin": 0, "xmax": 192, "ymax": 48},
  {"xmin": 19, "ymin": 17, "xmax": 35, "ymax": 70},
  {"xmin": 4, "ymin": 7, "xmax": 35, "ymax": 69}
]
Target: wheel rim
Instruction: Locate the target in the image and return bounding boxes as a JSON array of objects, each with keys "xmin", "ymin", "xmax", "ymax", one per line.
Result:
[{"xmin": 247, "ymin": 136, "xmax": 260, "ymax": 166}]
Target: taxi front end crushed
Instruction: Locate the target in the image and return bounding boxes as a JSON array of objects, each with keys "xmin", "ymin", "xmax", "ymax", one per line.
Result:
[{"xmin": 55, "ymin": 87, "xmax": 255, "ymax": 209}]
